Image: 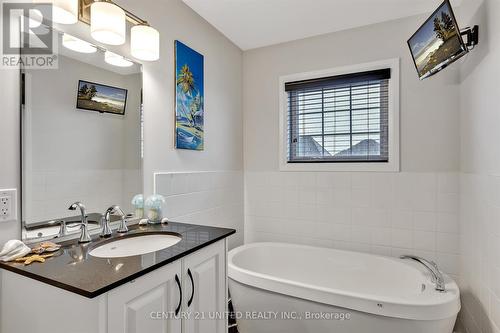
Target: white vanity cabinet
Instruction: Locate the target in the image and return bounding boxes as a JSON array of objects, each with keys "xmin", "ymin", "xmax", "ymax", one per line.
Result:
[
  {"xmin": 0, "ymin": 240, "xmax": 228, "ymax": 333},
  {"xmin": 107, "ymin": 260, "xmax": 182, "ymax": 333},
  {"xmin": 107, "ymin": 240, "xmax": 226, "ymax": 333},
  {"xmin": 182, "ymin": 240, "xmax": 226, "ymax": 333}
]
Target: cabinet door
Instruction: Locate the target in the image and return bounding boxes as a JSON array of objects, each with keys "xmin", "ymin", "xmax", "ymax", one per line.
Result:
[
  {"xmin": 183, "ymin": 240, "xmax": 226, "ymax": 333},
  {"xmin": 108, "ymin": 260, "xmax": 182, "ymax": 333}
]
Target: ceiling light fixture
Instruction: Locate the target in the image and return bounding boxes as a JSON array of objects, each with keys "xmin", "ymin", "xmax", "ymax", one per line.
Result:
[
  {"xmin": 90, "ymin": 1, "xmax": 126, "ymax": 45},
  {"xmin": 78, "ymin": 0, "xmax": 161, "ymax": 62},
  {"xmin": 62, "ymin": 33, "xmax": 97, "ymax": 53},
  {"xmin": 130, "ymin": 25, "xmax": 160, "ymax": 61},
  {"xmin": 104, "ymin": 51, "xmax": 133, "ymax": 67}
]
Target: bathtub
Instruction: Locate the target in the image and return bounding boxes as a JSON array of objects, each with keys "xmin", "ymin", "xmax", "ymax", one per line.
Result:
[{"xmin": 228, "ymin": 243, "xmax": 460, "ymax": 333}]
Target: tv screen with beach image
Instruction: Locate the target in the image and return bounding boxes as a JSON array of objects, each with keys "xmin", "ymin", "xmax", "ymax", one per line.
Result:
[
  {"xmin": 77, "ymin": 80, "xmax": 128, "ymax": 115},
  {"xmin": 408, "ymin": 0, "xmax": 466, "ymax": 79}
]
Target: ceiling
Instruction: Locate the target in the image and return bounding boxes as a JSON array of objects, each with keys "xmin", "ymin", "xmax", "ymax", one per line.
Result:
[{"xmin": 182, "ymin": 0, "xmax": 462, "ymax": 50}]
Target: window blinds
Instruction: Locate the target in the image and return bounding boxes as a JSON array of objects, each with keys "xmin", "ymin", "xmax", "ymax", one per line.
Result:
[{"xmin": 285, "ymin": 69, "xmax": 390, "ymax": 163}]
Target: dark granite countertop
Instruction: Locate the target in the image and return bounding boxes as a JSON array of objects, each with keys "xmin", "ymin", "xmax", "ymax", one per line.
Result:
[{"xmin": 0, "ymin": 222, "xmax": 235, "ymax": 298}]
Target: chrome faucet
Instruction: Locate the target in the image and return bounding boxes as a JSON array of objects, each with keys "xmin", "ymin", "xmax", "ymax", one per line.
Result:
[
  {"xmin": 101, "ymin": 205, "xmax": 126, "ymax": 237},
  {"xmin": 400, "ymin": 255, "xmax": 446, "ymax": 292},
  {"xmin": 68, "ymin": 202, "xmax": 92, "ymax": 243}
]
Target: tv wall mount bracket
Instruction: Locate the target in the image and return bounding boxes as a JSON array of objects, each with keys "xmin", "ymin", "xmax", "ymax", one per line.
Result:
[{"xmin": 461, "ymin": 25, "xmax": 479, "ymax": 50}]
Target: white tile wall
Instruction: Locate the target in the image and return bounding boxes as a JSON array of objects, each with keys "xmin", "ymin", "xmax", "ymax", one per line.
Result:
[
  {"xmin": 155, "ymin": 171, "xmax": 244, "ymax": 249},
  {"xmin": 25, "ymin": 169, "xmax": 141, "ymax": 224},
  {"xmin": 245, "ymin": 171, "xmax": 460, "ymax": 277},
  {"xmin": 459, "ymin": 173, "xmax": 500, "ymax": 333}
]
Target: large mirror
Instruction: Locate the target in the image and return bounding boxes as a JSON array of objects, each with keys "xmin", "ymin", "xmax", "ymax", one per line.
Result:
[{"xmin": 21, "ymin": 27, "xmax": 143, "ymax": 241}]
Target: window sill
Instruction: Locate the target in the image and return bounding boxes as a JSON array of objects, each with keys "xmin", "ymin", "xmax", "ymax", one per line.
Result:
[{"xmin": 279, "ymin": 160, "xmax": 400, "ymax": 172}]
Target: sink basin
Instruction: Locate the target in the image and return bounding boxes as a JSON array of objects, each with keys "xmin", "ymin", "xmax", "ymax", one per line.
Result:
[{"xmin": 89, "ymin": 233, "xmax": 182, "ymax": 258}]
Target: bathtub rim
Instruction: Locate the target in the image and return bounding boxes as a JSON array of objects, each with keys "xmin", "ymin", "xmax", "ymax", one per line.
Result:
[{"xmin": 228, "ymin": 242, "xmax": 461, "ymax": 321}]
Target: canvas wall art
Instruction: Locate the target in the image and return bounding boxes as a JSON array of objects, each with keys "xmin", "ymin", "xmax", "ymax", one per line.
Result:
[
  {"xmin": 174, "ymin": 40, "xmax": 204, "ymax": 150},
  {"xmin": 77, "ymin": 80, "xmax": 127, "ymax": 115}
]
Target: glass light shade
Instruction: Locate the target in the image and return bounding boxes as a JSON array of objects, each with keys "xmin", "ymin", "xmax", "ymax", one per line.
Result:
[
  {"xmin": 131, "ymin": 25, "xmax": 160, "ymax": 61},
  {"xmin": 90, "ymin": 2, "xmax": 126, "ymax": 45},
  {"xmin": 105, "ymin": 51, "xmax": 133, "ymax": 67},
  {"xmin": 62, "ymin": 34, "xmax": 97, "ymax": 53},
  {"xmin": 34, "ymin": 0, "xmax": 78, "ymax": 24}
]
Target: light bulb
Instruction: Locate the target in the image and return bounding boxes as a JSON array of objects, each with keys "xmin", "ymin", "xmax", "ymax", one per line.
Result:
[
  {"xmin": 62, "ymin": 33, "xmax": 97, "ymax": 53},
  {"xmin": 105, "ymin": 51, "xmax": 133, "ymax": 67},
  {"xmin": 90, "ymin": 2, "xmax": 126, "ymax": 45},
  {"xmin": 131, "ymin": 25, "xmax": 160, "ymax": 61},
  {"xmin": 33, "ymin": 0, "xmax": 78, "ymax": 24}
]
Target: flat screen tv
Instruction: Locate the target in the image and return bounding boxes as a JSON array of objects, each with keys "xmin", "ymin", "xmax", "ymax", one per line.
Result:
[
  {"xmin": 408, "ymin": 0, "xmax": 468, "ymax": 80},
  {"xmin": 76, "ymin": 80, "xmax": 128, "ymax": 115}
]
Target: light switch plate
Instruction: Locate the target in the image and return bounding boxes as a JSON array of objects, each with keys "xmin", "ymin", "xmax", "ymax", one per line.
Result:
[{"xmin": 0, "ymin": 189, "xmax": 17, "ymax": 222}]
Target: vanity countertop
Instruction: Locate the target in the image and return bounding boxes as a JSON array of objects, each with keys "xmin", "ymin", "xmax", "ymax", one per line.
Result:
[{"xmin": 0, "ymin": 222, "xmax": 235, "ymax": 298}]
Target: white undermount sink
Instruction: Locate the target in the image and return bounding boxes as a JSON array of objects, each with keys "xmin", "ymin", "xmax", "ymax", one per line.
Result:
[{"xmin": 89, "ymin": 233, "xmax": 182, "ymax": 258}]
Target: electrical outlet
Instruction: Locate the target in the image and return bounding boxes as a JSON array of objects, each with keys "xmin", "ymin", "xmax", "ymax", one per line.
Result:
[{"xmin": 0, "ymin": 189, "xmax": 16, "ymax": 222}]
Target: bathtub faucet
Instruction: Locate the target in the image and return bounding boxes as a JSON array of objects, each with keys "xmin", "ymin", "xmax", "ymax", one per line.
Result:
[{"xmin": 400, "ymin": 255, "xmax": 446, "ymax": 292}]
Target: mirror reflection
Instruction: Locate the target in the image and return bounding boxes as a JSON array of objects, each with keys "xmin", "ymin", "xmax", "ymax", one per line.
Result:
[{"xmin": 21, "ymin": 28, "xmax": 143, "ymax": 241}]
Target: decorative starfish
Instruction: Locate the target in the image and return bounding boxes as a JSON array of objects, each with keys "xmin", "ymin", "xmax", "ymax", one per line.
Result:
[{"xmin": 15, "ymin": 252, "xmax": 55, "ymax": 265}]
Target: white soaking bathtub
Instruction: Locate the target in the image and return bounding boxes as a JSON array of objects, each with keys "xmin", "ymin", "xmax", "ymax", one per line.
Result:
[{"xmin": 228, "ymin": 243, "xmax": 460, "ymax": 333}]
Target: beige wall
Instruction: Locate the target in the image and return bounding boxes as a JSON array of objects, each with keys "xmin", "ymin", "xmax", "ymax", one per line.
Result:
[
  {"xmin": 243, "ymin": 14, "xmax": 460, "ymax": 173},
  {"xmin": 0, "ymin": 66, "xmax": 20, "ymax": 244},
  {"xmin": 243, "ymin": 15, "xmax": 461, "ymax": 276},
  {"xmin": 118, "ymin": 0, "xmax": 243, "ymax": 197},
  {"xmin": 122, "ymin": 0, "xmax": 245, "ymax": 245},
  {"xmin": 0, "ymin": 0, "xmax": 21, "ymax": 242}
]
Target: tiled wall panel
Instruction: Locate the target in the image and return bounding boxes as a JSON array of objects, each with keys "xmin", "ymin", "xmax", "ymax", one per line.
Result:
[
  {"xmin": 155, "ymin": 171, "xmax": 244, "ymax": 248},
  {"xmin": 245, "ymin": 171, "xmax": 460, "ymax": 277}
]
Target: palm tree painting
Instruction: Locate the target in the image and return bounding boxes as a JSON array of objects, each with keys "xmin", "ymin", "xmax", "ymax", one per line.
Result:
[{"xmin": 175, "ymin": 41, "xmax": 204, "ymax": 150}]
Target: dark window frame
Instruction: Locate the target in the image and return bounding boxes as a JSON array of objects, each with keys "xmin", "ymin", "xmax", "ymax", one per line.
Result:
[{"xmin": 286, "ymin": 69, "xmax": 391, "ymax": 164}]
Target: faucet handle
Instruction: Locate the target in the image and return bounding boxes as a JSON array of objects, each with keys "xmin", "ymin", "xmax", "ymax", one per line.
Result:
[
  {"xmin": 105, "ymin": 205, "xmax": 125, "ymax": 218},
  {"xmin": 58, "ymin": 220, "xmax": 67, "ymax": 238},
  {"xmin": 78, "ymin": 223, "xmax": 92, "ymax": 243},
  {"xmin": 48, "ymin": 220, "xmax": 67, "ymax": 238},
  {"xmin": 100, "ymin": 215, "xmax": 112, "ymax": 238},
  {"xmin": 117, "ymin": 215, "xmax": 128, "ymax": 233}
]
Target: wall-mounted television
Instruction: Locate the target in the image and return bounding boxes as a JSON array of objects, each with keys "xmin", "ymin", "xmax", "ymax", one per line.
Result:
[
  {"xmin": 76, "ymin": 80, "xmax": 128, "ymax": 115},
  {"xmin": 408, "ymin": 0, "xmax": 468, "ymax": 80}
]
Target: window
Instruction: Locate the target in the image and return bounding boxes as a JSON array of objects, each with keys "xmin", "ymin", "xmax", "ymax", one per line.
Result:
[{"xmin": 279, "ymin": 59, "xmax": 399, "ymax": 172}]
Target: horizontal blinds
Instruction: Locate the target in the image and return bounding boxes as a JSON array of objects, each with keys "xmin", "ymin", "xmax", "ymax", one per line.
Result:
[
  {"xmin": 285, "ymin": 69, "xmax": 390, "ymax": 92},
  {"xmin": 287, "ymin": 69, "xmax": 390, "ymax": 163}
]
